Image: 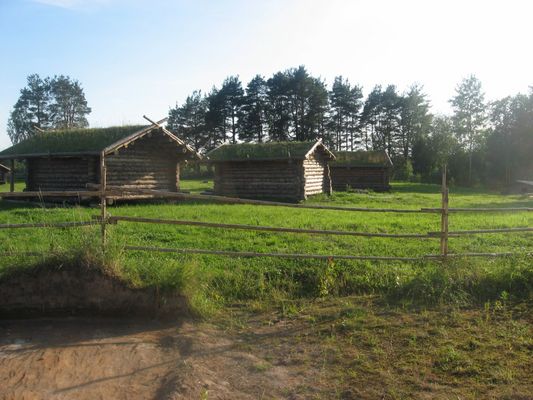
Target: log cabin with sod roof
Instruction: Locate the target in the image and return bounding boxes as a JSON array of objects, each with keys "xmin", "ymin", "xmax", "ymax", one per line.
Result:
[
  {"xmin": 0, "ymin": 124, "xmax": 199, "ymax": 198},
  {"xmin": 329, "ymin": 150, "xmax": 393, "ymax": 192},
  {"xmin": 0, "ymin": 164, "xmax": 10, "ymax": 185},
  {"xmin": 207, "ymin": 140, "xmax": 335, "ymax": 202}
]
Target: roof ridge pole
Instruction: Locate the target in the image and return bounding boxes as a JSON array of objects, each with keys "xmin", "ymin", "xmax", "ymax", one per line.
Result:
[{"xmin": 143, "ymin": 115, "xmax": 168, "ymax": 127}]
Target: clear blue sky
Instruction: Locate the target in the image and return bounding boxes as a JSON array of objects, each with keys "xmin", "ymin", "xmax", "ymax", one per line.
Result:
[{"xmin": 1, "ymin": 0, "xmax": 532, "ymax": 150}]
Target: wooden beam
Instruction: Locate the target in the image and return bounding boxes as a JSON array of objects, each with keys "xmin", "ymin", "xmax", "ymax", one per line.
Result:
[
  {"xmin": 422, "ymin": 207, "xmax": 533, "ymax": 212},
  {"xmin": 428, "ymin": 227, "xmax": 533, "ymax": 236},
  {"xmin": 94, "ymin": 186, "xmax": 435, "ymax": 213},
  {"xmin": 9, "ymin": 159, "xmax": 14, "ymax": 192},
  {"xmin": 142, "ymin": 115, "xmax": 168, "ymax": 126},
  {"xmin": 124, "ymin": 246, "xmax": 422, "ymax": 261},
  {"xmin": 0, "ymin": 221, "xmax": 100, "ymax": 229},
  {"xmin": 100, "ymin": 152, "xmax": 107, "ymax": 249},
  {"xmin": 124, "ymin": 246, "xmax": 532, "ymax": 260},
  {"xmin": 0, "ymin": 190, "xmax": 106, "ymax": 198},
  {"xmin": 0, "ymin": 151, "xmax": 100, "ymax": 160},
  {"xmin": 110, "ymin": 216, "xmax": 432, "ymax": 238},
  {"xmin": 425, "ymin": 252, "xmax": 532, "ymax": 258},
  {"xmin": 440, "ymin": 166, "xmax": 449, "ymax": 257}
]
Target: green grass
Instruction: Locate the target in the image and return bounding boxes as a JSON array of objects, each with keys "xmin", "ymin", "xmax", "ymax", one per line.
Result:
[
  {"xmin": 0, "ymin": 180, "xmax": 531, "ymax": 310},
  {"xmin": 1, "ymin": 179, "xmax": 530, "ymax": 398},
  {"xmin": 229, "ymin": 296, "xmax": 533, "ymax": 399}
]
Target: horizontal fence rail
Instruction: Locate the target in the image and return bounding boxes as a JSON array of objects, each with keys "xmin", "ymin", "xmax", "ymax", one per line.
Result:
[
  {"xmin": 422, "ymin": 207, "xmax": 533, "ymax": 213},
  {"xmin": 123, "ymin": 245, "xmax": 532, "ymax": 261},
  {"xmin": 0, "ymin": 189, "xmax": 435, "ymax": 213},
  {"xmin": 1, "ymin": 248, "xmax": 530, "ymax": 260},
  {"xmin": 0, "ymin": 221, "xmax": 100, "ymax": 229},
  {"xmin": 428, "ymin": 227, "xmax": 533, "ymax": 236},
  {"xmin": 1, "ymin": 167, "xmax": 532, "ymax": 262},
  {"xmin": 123, "ymin": 245, "xmax": 423, "ymax": 261},
  {"xmin": 0, "ymin": 190, "xmax": 104, "ymax": 198},
  {"xmin": 1, "ymin": 188, "xmax": 531, "ymax": 213},
  {"xmin": 109, "ymin": 216, "xmax": 433, "ymax": 239}
]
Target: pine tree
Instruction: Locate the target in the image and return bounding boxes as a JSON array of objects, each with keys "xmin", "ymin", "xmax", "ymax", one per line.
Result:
[
  {"xmin": 239, "ymin": 75, "xmax": 268, "ymax": 142},
  {"xmin": 399, "ymin": 84, "xmax": 432, "ymax": 160},
  {"xmin": 205, "ymin": 87, "xmax": 227, "ymax": 149},
  {"xmin": 219, "ymin": 76, "xmax": 244, "ymax": 143},
  {"xmin": 167, "ymin": 90, "xmax": 208, "ymax": 152},
  {"xmin": 328, "ymin": 76, "xmax": 363, "ymax": 150},
  {"xmin": 449, "ymin": 75, "xmax": 487, "ymax": 184},
  {"xmin": 266, "ymin": 71, "xmax": 291, "ymax": 141}
]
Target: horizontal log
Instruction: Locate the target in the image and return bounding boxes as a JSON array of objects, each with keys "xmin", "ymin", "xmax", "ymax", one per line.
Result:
[
  {"xmin": 110, "ymin": 216, "xmax": 432, "ymax": 238},
  {"xmin": 101, "ymin": 187, "xmax": 434, "ymax": 213},
  {"xmin": 425, "ymin": 252, "xmax": 532, "ymax": 258},
  {"xmin": 0, "ymin": 220, "xmax": 100, "ymax": 229},
  {"xmin": 124, "ymin": 246, "xmax": 422, "ymax": 261},
  {"xmin": 107, "ymin": 179, "xmax": 174, "ymax": 185},
  {"xmin": 215, "ymin": 174, "xmax": 298, "ymax": 179},
  {"xmin": 428, "ymin": 227, "xmax": 533, "ymax": 236},
  {"xmin": 422, "ymin": 207, "xmax": 533, "ymax": 213},
  {"xmin": 0, "ymin": 190, "xmax": 107, "ymax": 198}
]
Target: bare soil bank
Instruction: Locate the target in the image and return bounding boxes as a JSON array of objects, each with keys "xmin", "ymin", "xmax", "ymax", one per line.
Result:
[
  {"xmin": 0, "ymin": 264, "xmax": 186, "ymax": 318},
  {"xmin": 0, "ymin": 318, "xmax": 306, "ymax": 400},
  {"xmin": 0, "ymin": 299, "xmax": 531, "ymax": 399}
]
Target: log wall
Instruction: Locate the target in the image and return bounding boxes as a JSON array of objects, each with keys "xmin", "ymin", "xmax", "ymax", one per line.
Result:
[
  {"xmin": 106, "ymin": 134, "xmax": 184, "ymax": 192},
  {"xmin": 25, "ymin": 131, "xmax": 188, "ymax": 194},
  {"xmin": 303, "ymin": 154, "xmax": 331, "ymax": 197},
  {"xmin": 0, "ymin": 171, "xmax": 6, "ymax": 185},
  {"xmin": 213, "ymin": 161, "xmax": 304, "ymax": 202},
  {"xmin": 26, "ymin": 157, "xmax": 98, "ymax": 191},
  {"xmin": 330, "ymin": 166, "xmax": 390, "ymax": 191}
]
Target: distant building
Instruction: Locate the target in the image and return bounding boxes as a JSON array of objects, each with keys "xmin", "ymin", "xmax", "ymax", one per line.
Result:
[
  {"xmin": 330, "ymin": 150, "xmax": 393, "ymax": 191},
  {"xmin": 0, "ymin": 164, "xmax": 10, "ymax": 185},
  {"xmin": 515, "ymin": 180, "xmax": 533, "ymax": 193},
  {"xmin": 0, "ymin": 125, "xmax": 199, "ymax": 197},
  {"xmin": 208, "ymin": 140, "xmax": 335, "ymax": 202}
]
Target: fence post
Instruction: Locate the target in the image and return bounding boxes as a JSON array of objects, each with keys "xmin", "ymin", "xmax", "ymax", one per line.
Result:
[
  {"xmin": 100, "ymin": 152, "xmax": 107, "ymax": 251},
  {"xmin": 440, "ymin": 165, "xmax": 449, "ymax": 258},
  {"xmin": 9, "ymin": 159, "xmax": 15, "ymax": 193}
]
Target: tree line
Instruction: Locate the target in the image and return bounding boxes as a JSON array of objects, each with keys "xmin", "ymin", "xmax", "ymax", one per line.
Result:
[
  {"xmin": 6, "ymin": 69, "xmax": 532, "ymax": 187},
  {"xmin": 168, "ymin": 67, "xmax": 532, "ymax": 186}
]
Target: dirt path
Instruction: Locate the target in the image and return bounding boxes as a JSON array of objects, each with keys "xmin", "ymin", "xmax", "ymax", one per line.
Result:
[
  {"xmin": 0, "ymin": 318, "xmax": 307, "ymax": 400},
  {"xmin": 2, "ymin": 301, "xmax": 531, "ymax": 399}
]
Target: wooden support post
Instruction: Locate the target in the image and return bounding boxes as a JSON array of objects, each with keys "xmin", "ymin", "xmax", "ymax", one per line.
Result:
[
  {"xmin": 440, "ymin": 165, "xmax": 449, "ymax": 258},
  {"xmin": 9, "ymin": 159, "xmax": 15, "ymax": 192},
  {"xmin": 100, "ymin": 153, "xmax": 107, "ymax": 251}
]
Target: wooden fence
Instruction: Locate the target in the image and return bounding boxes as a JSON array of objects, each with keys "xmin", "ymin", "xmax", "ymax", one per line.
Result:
[{"xmin": 0, "ymin": 168, "xmax": 532, "ymax": 262}]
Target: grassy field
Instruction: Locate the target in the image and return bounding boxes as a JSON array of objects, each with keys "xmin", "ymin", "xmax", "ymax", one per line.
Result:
[
  {"xmin": 0, "ymin": 179, "xmax": 531, "ymax": 306},
  {"xmin": 1, "ymin": 179, "xmax": 531, "ymax": 398}
]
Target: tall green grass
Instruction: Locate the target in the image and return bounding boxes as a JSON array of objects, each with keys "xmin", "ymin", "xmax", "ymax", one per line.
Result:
[{"xmin": 0, "ymin": 181, "xmax": 531, "ymax": 314}]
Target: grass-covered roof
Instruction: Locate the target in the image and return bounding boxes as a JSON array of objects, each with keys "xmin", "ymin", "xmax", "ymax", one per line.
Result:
[
  {"xmin": 208, "ymin": 140, "xmax": 333, "ymax": 162},
  {"xmin": 331, "ymin": 150, "xmax": 393, "ymax": 167},
  {"xmin": 0, "ymin": 125, "xmax": 148, "ymax": 158}
]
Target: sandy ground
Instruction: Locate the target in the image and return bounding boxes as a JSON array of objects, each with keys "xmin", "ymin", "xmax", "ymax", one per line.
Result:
[{"xmin": 0, "ymin": 318, "xmax": 309, "ymax": 400}]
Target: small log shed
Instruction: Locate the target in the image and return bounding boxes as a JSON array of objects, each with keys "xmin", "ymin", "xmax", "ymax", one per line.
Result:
[
  {"xmin": 0, "ymin": 124, "xmax": 199, "ymax": 197},
  {"xmin": 0, "ymin": 164, "xmax": 10, "ymax": 185},
  {"xmin": 208, "ymin": 140, "xmax": 335, "ymax": 202},
  {"xmin": 515, "ymin": 180, "xmax": 533, "ymax": 194},
  {"xmin": 330, "ymin": 150, "xmax": 393, "ymax": 191}
]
